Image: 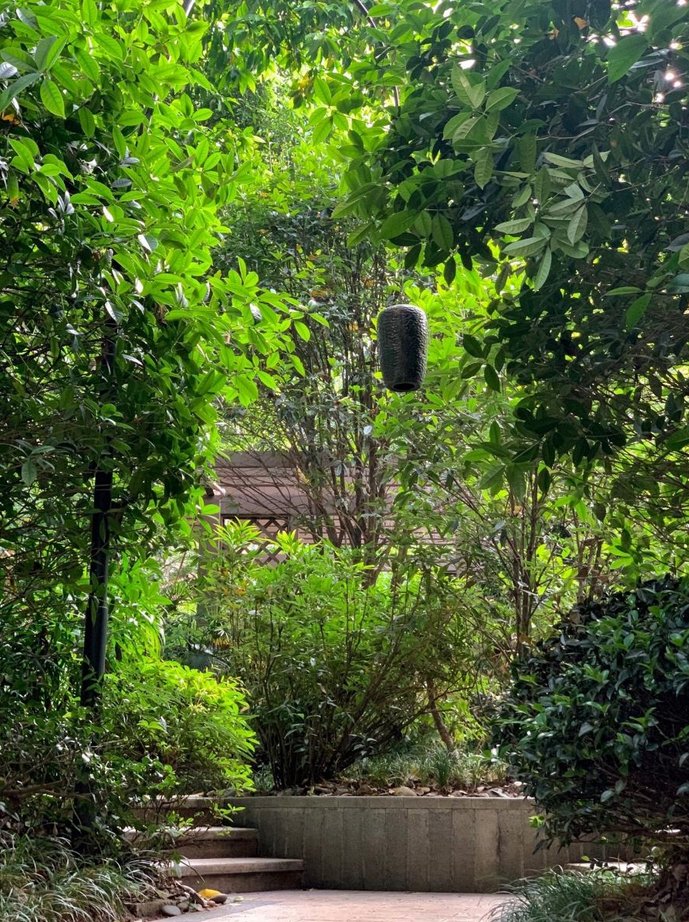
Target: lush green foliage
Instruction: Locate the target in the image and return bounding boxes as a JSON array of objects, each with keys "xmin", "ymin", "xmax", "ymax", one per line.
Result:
[
  {"xmin": 0, "ymin": 654, "xmax": 254, "ymax": 839},
  {"xmin": 494, "ymin": 578, "xmax": 689, "ymax": 850},
  {"xmin": 166, "ymin": 522, "xmax": 485, "ymax": 788},
  {"xmin": 331, "ymin": 0, "xmax": 689, "ymax": 464},
  {"xmin": 0, "ymin": 0, "xmax": 298, "ymax": 845},
  {"xmin": 107, "ymin": 659, "xmax": 255, "ymax": 796}
]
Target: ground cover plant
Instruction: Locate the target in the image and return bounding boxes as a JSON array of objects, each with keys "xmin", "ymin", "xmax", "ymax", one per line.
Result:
[
  {"xmin": 492, "ymin": 869, "xmax": 655, "ymax": 922},
  {"xmin": 0, "ymin": 835, "xmax": 152, "ymax": 922}
]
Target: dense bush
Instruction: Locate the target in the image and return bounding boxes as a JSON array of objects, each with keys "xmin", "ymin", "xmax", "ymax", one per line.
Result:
[
  {"xmin": 494, "ymin": 578, "xmax": 689, "ymax": 852},
  {"xmin": 167, "ymin": 524, "xmax": 480, "ymax": 788},
  {"xmin": 0, "ymin": 657, "xmax": 254, "ymax": 841},
  {"xmin": 106, "ymin": 659, "xmax": 255, "ymax": 796}
]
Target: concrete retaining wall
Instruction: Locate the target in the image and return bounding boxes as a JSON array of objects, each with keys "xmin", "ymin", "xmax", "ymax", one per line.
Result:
[{"xmin": 228, "ymin": 796, "xmax": 629, "ymax": 893}]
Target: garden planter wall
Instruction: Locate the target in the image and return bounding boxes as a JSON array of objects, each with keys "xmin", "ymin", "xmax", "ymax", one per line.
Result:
[{"xmin": 227, "ymin": 796, "xmax": 633, "ymax": 893}]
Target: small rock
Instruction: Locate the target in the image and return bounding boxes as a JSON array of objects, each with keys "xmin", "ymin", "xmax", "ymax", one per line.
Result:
[
  {"xmin": 161, "ymin": 906, "xmax": 182, "ymax": 918},
  {"xmin": 391, "ymin": 785, "xmax": 417, "ymax": 796},
  {"xmin": 133, "ymin": 900, "xmax": 167, "ymax": 918},
  {"xmin": 210, "ymin": 894, "xmax": 229, "ymax": 905}
]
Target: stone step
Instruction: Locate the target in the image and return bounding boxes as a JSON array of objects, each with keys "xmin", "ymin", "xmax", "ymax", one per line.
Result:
[
  {"xmin": 173, "ymin": 856, "xmax": 305, "ymax": 894},
  {"xmin": 127, "ymin": 826, "xmax": 258, "ymax": 859}
]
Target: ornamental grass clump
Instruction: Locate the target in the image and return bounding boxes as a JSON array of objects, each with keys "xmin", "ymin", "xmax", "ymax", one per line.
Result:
[{"xmin": 0, "ymin": 835, "xmax": 152, "ymax": 922}]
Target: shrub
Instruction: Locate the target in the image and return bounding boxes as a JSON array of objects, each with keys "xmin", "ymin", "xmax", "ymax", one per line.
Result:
[
  {"xmin": 167, "ymin": 524, "xmax": 478, "ymax": 788},
  {"xmin": 105, "ymin": 659, "xmax": 255, "ymax": 796},
  {"xmin": 493, "ymin": 577, "xmax": 689, "ymax": 853},
  {"xmin": 0, "ymin": 658, "xmax": 254, "ymax": 842}
]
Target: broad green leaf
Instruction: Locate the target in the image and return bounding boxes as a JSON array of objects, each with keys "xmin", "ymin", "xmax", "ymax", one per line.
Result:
[
  {"xmin": 666, "ymin": 427, "xmax": 689, "ymax": 451},
  {"xmin": 667, "ymin": 274, "xmax": 689, "ymax": 294},
  {"xmin": 604, "ymin": 286, "xmax": 642, "ymax": 296},
  {"xmin": 78, "ymin": 106, "xmax": 95, "ymax": 137},
  {"xmin": 503, "ymin": 236, "xmax": 547, "ymax": 257},
  {"xmin": 294, "ymin": 321, "xmax": 310, "ymax": 341},
  {"xmin": 74, "ymin": 49, "xmax": 100, "ymax": 83},
  {"xmin": 451, "ymin": 65, "xmax": 486, "ymax": 109},
  {"xmin": 485, "ymin": 86, "xmax": 519, "ymax": 112},
  {"xmin": 414, "ymin": 211, "xmax": 432, "ymax": 237},
  {"xmin": 40, "ymin": 78, "xmax": 65, "ymax": 117},
  {"xmin": 484, "ymin": 365, "xmax": 501, "ymax": 392},
  {"xmin": 533, "ymin": 247, "xmax": 552, "ymax": 291},
  {"xmin": 567, "ymin": 206, "xmax": 588, "ymax": 244},
  {"xmin": 625, "ymin": 292, "xmax": 651, "ymax": 330},
  {"xmin": 34, "ymin": 36, "xmax": 64, "ymax": 72},
  {"xmin": 432, "ymin": 213, "xmax": 454, "ymax": 251},
  {"xmin": 607, "ymin": 34, "xmax": 647, "ymax": 83},
  {"xmin": 518, "ymin": 134, "xmax": 537, "ymax": 173},
  {"xmin": 0, "ymin": 72, "xmax": 40, "ymax": 111},
  {"xmin": 474, "ymin": 149, "xmax": 493, "ymax": 189},
  {"xmin": 544, "ymin": 152, "xmax": 583, "ymax": 170},
  {"xmin": 21, "ymin": 459, "xmax": 37, "ymax": 486},
  {"xmin": 379, "ymin": 210, "xmax": 416, "ymax": 239},
  {"xmin": 495, "ymin": 217, "xmax": 533, "ymax": 235}
]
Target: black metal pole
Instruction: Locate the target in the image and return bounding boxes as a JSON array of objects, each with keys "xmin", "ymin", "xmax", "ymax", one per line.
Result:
[
  {"xmin": 80, "ymin": 467, "xmax": 113, "ymax": 709},
  {"xmin": 79, "ymin": 329, "xmax": 116, "ymax": 711}
]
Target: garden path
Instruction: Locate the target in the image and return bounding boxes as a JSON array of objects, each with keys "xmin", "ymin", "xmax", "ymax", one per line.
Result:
[{"xmin": 191, "ymin": 889, "xmax": 508, "ymax": 921}]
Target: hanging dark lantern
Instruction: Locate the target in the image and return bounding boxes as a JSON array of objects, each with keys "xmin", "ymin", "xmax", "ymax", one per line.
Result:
[{"xmin": 377, "ymin": 304, "xmax": 429, "ymax": 393}]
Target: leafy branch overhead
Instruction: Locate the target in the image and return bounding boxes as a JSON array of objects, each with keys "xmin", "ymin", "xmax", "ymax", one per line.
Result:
[{"xmin": 325, "ymin": 0, "xmax": 689, "ymax": 468}]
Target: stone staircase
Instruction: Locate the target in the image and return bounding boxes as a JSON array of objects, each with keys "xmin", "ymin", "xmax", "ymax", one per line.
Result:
[{"xmin": 132, "ymin": 796, "xmax": 304, "ymax": 895}]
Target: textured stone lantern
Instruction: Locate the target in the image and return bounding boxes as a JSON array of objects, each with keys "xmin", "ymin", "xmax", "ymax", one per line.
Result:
[{"xmin": 377, "ymin": 304, "xmax": 429, "ymax": 392}]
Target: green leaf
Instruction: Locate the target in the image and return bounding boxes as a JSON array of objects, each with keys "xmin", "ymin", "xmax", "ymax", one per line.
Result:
[
  {"xmin": 380, "ymin": 210, "xmax": 416, "ymax": 239},
  {"xmin": 414, "ymin": 211, "xmax": 432, "ymax": 237},
  {"xmin": 74, "ymin": 49, "xmax": 100, "ymax": 83},
  {"xmin": 78, "ymin": 106, "xmax": 95, "ymax": 137},
  {"xmin": 485, "ymin": 86, "xmax": 519, "ymax": 112},
  {"xmin": 463, "ymin": 334, "xmax": 484, "ymax": 358},
  {"xmin": 567, "ymin": 206, "xmax": 588, "ymax": 244},
  {"xmin": 533, "ymin": 248, "xmax": 552, "ymax": 291},
  {"xmin": 604, "ymin": 286, "xmax": 642, "ymax": 296},
  {"xmin": 40, "ymin": 78, "xmax": 65, "ymax": 117},
  {"xmin": 625, "ymin": 292, "xmax": 651, "ymax": 330},
  {"xmin": 474, "ymin": 149, "xmax": 493, "ymax": 189},
  {"xmin": 607, "ymin": 34, "xmax": 648, "ymax": 83},
  {"xmin": 294, "ymin": 320, "xmax": 310, "ymax": 341},
  {"xmin": 544, "ymin": 152, "xmax": 583, "ymax": 170},
  {"xmin": 666, "ymin": 274, "xmax": 689, "ymax": 294},
  {"xmin": 484, "ymin": 365, "xmax": 501, "ymax": 392},
  {"xmin": 21, "ymin": 459, "xmax": 37, "ymax": 486},
  {"xmin": 432, "ymin": 213, "xmax": 454, "ymax": 251},
  {"xmin": 495, "ymin": 217, "xmax": 533, "ymax": 235},
  {"xmin": 451, "ymin": 65, "xmax": 486, "ymax": 109},
  {"xmin": 666, "ymin": 427, "xmax": 689, "ymax": 451},
  {"xmin": 503, "ymin": 236, "xmax": 547, "ymax": 258},
  {"xmin": 518, "ymin": 134, "xmax": 537, "ymax": 173},
  {"xmin": 34, "ymin": 36, "xmax": 64, "ymax": 72},
  {"xmin": 0, "ymin": 72, "xmax": 40, "ymax": 112}
]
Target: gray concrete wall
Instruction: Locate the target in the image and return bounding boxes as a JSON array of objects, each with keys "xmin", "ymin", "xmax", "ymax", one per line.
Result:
[{"xmin": 228, "ymin": 796, "xmax": 630, "ymax": 893}]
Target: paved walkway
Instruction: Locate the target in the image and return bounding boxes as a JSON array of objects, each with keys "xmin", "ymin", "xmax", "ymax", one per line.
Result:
[{"xmin": 196, "ymin": 890, "xmax": 510, "ymax": 921}]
